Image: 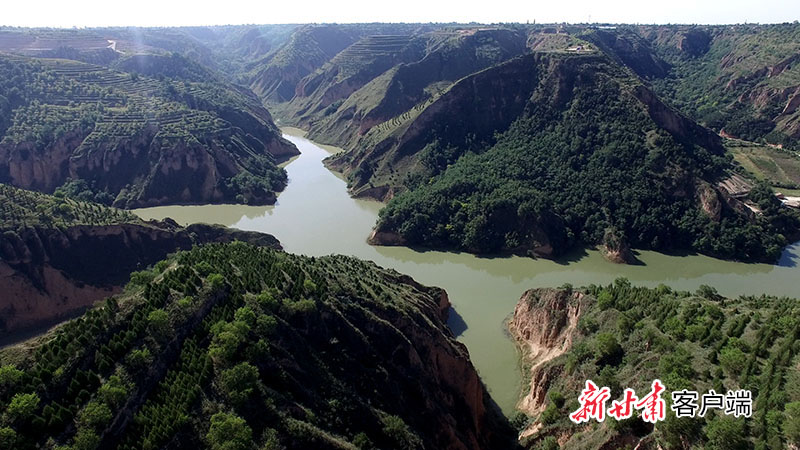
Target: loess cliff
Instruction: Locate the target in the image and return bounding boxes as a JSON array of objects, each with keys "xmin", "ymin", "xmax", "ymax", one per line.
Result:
[
  {"xmin": 0, "ymin": 53, "xmax": 298, "ymax": 208},
  {"xmin": 0, "ymin": 184, "xmax": 281, "ymax": 338}
]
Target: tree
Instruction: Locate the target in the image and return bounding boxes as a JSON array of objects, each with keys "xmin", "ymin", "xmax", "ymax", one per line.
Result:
[
  {"xmin": 5, "ymin": 392, "xmax": 40, "ymax": 423},
  {"xmin": 208, "ymin": 273, "xmax": 226, "ymax": 289},
  {"xmin": 0, "ymin": 427, "xmax": 16, "ymax": 449},
  {"xmin": 78, "ymin": 400, "xmax": 112, "ymax": 429},
  {"xmin": 207, "ymin": 412, "xmax": 252, "ymax": 450},
  {"xmin": 147, "ymin": 309, "xmax": 172, "ymax": 342},
  {"xmin": 381, "ymin": 415, "xmax": 421, "ymax": 450},
  {"xmin": 719, "ymin": 345, "xmax": 747, "ymax": 378},
  {"xmin": 209, "ymin": 331, "xmax": 243, "ymax": 365},
  {"xmin": 785, "ymin": 402, "xmax": 800, "ymax": 446},
  {"xmin": 233, "ymin": 307, "xmax": 256, "ymax": 327},
  {"xmin": 0, "ymin": 365, "xmax": 23, "ymax": 395},
  {"xmin": 73, "ymin": 427, "xmax": 100, "ymax": 450},
  {"xmin": 705, "ymin": 417, "xmax": 748, "ymax": 450},
  {"xmin": 594, "ymin": 333, "xmax": 623, "ymax": 365},
  {"xmin": 218, "ymin": 362, "xmax": 259, "ymax": 407},
  {"xmin": 98, "ymin": 375, "xmax": 129, "ymax": 408}
]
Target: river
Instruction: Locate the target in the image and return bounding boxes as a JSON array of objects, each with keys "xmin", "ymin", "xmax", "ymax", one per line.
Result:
[{"xmin": 134, "ymin": 128, "xmax": 800, "ymax": 414}]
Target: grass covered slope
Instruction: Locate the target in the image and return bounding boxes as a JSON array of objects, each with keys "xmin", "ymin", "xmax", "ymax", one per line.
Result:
[
  {"xmin": 0, "ymin": 242, "xmax": 515, "ymax": 450},
  {"xmin": 364, "ymin": 53, "xmax": 799, "ymax": 262},
  {"xmin": 0, "ymin": 53, "xmax": 298, "ymax": 208},
  {"xmin": 509, "ymin": 282, "xmax": 800, "ymax": 449}
]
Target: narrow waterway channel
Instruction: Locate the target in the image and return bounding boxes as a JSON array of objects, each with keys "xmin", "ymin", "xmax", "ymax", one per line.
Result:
[{"xmin": 135, "ymin": 128, "xmax": 800, "ymax": 414}]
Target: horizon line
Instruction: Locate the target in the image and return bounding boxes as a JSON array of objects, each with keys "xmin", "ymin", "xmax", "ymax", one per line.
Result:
[{"xmin": 0, "ymin": 20, "xmax": 798, "ymax": 30}]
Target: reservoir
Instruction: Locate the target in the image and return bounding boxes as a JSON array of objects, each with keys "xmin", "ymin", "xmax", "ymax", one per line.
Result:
[{"xmin": 135, "ymin": 129, "xmax": 800, "ymax": 414}]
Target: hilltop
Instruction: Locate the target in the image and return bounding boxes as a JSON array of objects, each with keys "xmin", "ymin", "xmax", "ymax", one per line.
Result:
[
  {"xmin": 572, "ymin": 24, "xmax": 800, "ymax": 150},
  {"xmin": 0, "ymin": 242, "xmax": 516, "ymax": 449}
]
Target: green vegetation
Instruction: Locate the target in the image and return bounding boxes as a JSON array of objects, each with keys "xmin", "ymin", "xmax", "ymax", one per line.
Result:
[
  {"xmin": 0, "ymin": 242, "xmax": 511, "ymax": 449},
  {"xmin": 516, "ymin": 281, "xmax": 800, "ymax": 449},
  {"xmin": 727, "ymin": 140, "xmax": 800, "ymax": 190},
  {"xmin": 640, "ymin": 24, "xmax": 800, "ymax": 149},
  {"xmin": 0, "ymin": 183, "xmax": 137, "ymax": 230},
  {"xmin": 289, "ymin": 27, "xmax": 528, "ymax": 149},
  {"xmin": 0, "ymin": 53, "xmax": 294, "ymax": 207},
  {"xmin": 373, "ymin": 54, "xmax": 799, "ymax": 262}
]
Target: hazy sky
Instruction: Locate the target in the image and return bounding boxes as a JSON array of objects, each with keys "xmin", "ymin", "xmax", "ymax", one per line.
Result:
[{"xmin": 3, "ymin": 0, "xmax": 799, "ymax": 27}]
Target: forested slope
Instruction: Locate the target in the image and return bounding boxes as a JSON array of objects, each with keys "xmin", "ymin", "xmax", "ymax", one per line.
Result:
[
  {"xmin": 0, "ymin": 184, "xmax": 280, "ymax": 336},
  {"xmin": 0, "ymin": 242, "xmax": 515, "ymax": 450},
  {"xmin": 356, "ymin": 53, "xmax": 799, "ymax": 262}
]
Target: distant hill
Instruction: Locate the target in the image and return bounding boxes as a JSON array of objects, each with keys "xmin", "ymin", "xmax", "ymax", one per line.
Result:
[
  {"xmin": 0, "ymin": 183, "xmax": 281, "ymax": 336},
  {"xmin": 294, "ymin": 28, "xmax": 529, "ymax": 149},
  {"xmin": 1, "ymin": 23, "xmax": 799, "ymax": 260},
  {"xmin": 246, "ymin": 23, "xmax": 439, "ymax": 104},
  {"xmin": 0, "ymin": 53, "xmax": 298, "ymax": 208},
  {"xmin": 0, "ymin": 242, "xmax": 516, "ymax": 449}
]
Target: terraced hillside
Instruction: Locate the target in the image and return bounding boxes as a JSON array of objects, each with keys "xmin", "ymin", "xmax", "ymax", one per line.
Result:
[
  {"xmin": 294, "ymin": 28, "xmax": 529, "ymax": 148},
  {"xmin": 247, "ymin": 25, "xmax": 368, "ymax": 104},
  {"xmin": 247, "ymin": 24, "xmax": 436, "ymax": 104},
  {"xmin": 0, "ymin": 54, "xmax": 298, "ymax": 207},
  {"xmin": 0, "ymin": 183, "xmax": 281, "ymax": 336},
  {"xmin": 509, "ymin": 282, "xmax": 800, "ymax": 449},
  {"xmin": 283, "ymin": 34, "xmax": 426, "ymax": 130},
  {"xmin": 0, "ymin": 242, "xmax": 515, "ymax": 450}
]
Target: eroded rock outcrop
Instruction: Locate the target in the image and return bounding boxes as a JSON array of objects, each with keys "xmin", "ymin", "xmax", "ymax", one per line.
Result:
[
  {"xmin": 509, "ymin": 289, "xmax": 591, "ymax": 420},
  {"xmin": 0, "ymin": 220, "xmax": 281, "ymax": 338}
]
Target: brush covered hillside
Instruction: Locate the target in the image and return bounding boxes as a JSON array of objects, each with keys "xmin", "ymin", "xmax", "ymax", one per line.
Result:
[
  {"xmin": 0, "ymin": 52, "xmax": 297, "ymax": 208},
  {"xmin": 0, "ymin": 242, "xmax": 516, "ymax": 450},
  {"xmin": 582, "ymin": 24, "xmax": 800, "ymax": 150},
  {"xmin": 0, "ymin": 183, "xmax": 280, "ymax": 336},
  {"xmin": 508, "ymin": 282, "xmax": 800, "ymax": 449},
  {"xmin": 281, "ymin": 27, "xmax": 529, "ymax": 147},
  {"xmin": 341, "ymin": 52, "xmax": 800, "ymax": 262}
]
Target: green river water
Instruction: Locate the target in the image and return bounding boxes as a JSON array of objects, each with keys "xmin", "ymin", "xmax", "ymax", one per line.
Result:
[{"xmin": 134, "ymin": 129, "xmax": 800, "ymax": 414}]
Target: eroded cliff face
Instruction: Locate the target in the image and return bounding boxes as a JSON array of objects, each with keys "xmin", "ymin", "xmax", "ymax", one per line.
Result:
[
  {"xmin": 0, "ymin": 220, "xmax": 280, "ymax": 337},
  {"xmin": 365, "ymin": 281, "xmax": 515, "ymax": 450},
  {"xmin": 509, "ymin": 289, "xmax": 590, "ymax": 421},
  {"xmin": 0, "ymin": 123, "xmax": 294, "ymax": 208}
]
